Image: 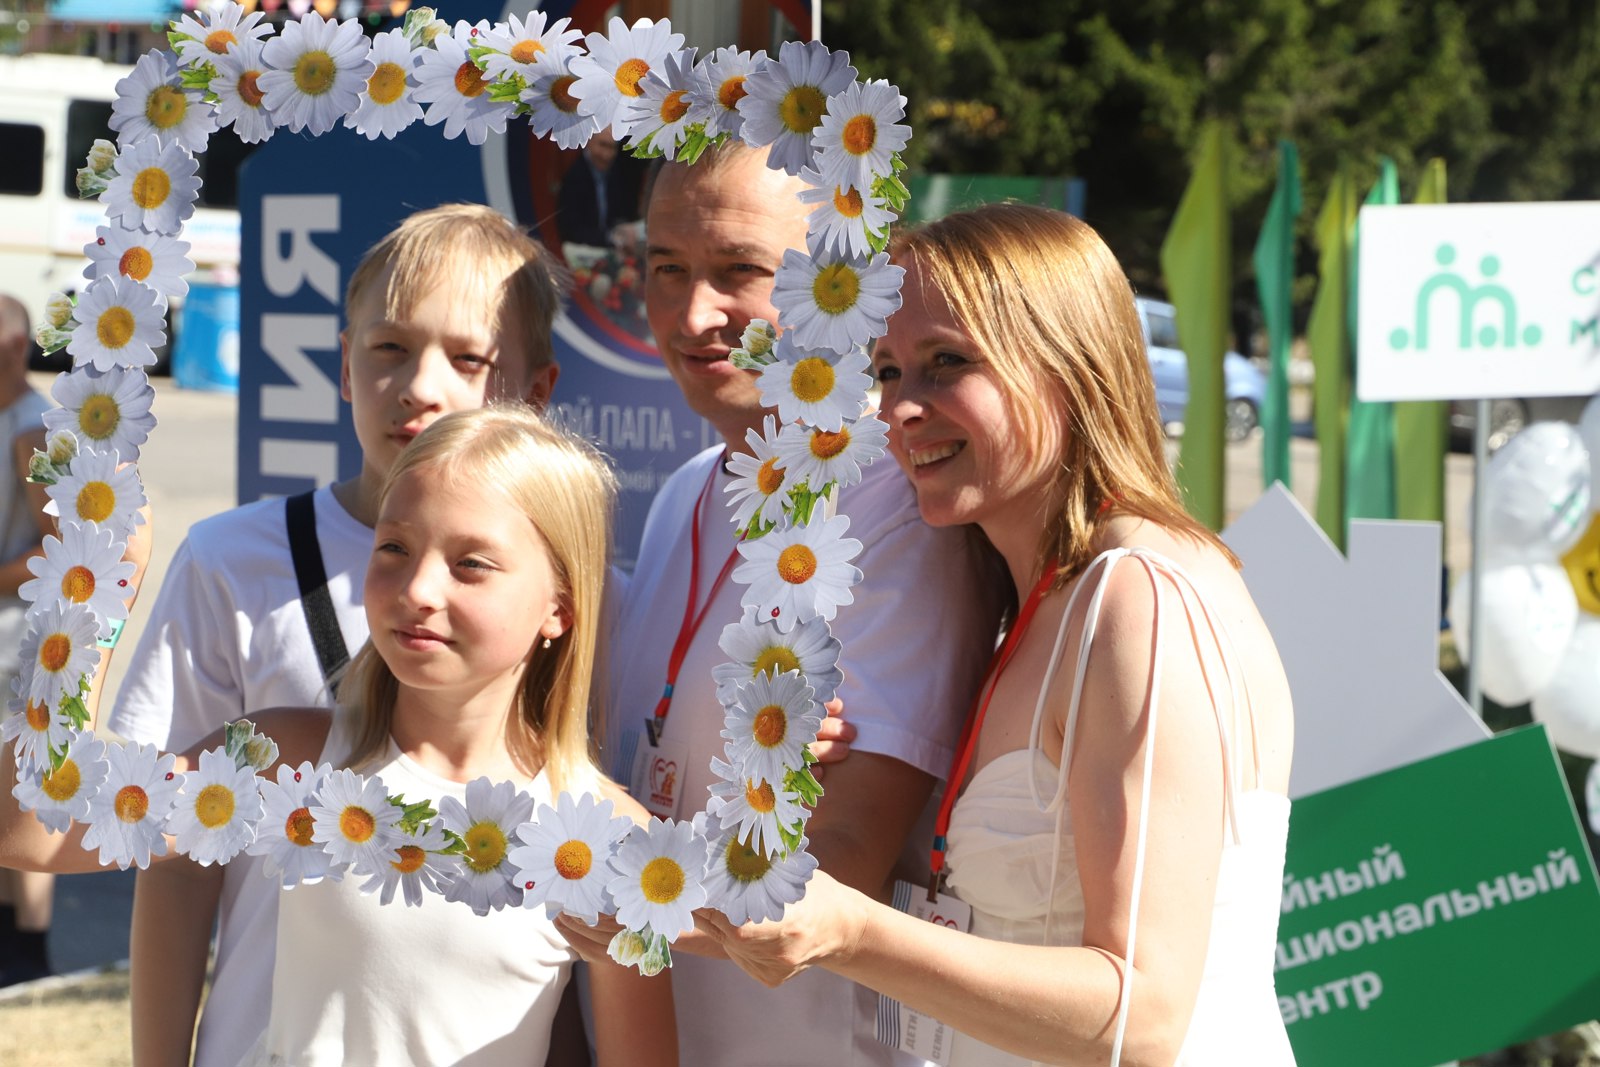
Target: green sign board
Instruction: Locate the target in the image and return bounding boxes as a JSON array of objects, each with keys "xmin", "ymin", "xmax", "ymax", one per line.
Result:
[{"xmin": 1280, "ymin": 725, "xmax": 1600, "ymax": 1066}]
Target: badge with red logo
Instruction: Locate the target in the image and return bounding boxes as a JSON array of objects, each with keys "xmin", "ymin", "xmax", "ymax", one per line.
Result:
[{"xmin": 628, "ymin": 730, "xmax": 688, "ymax": 821}]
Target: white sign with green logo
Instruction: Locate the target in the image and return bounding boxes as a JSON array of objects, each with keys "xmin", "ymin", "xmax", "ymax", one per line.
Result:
[{"xmin": 1356, "ymin": 202, "xmax": 1600, "ymax": 401}]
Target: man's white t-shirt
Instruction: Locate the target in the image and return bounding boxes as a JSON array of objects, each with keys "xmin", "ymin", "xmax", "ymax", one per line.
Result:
[
  {"xmin": 608, "ymin": 445, "xmax": 1005, "ymax": 1067},
  {"xmin": 108, "ymin": 485, "xmax": 372, "ymax": 1067}
]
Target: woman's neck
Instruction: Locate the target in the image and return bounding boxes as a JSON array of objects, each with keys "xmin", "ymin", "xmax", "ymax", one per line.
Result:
[{"xmin": 982, "ymin": 518, "xmax": 1050, "ymax": 599}]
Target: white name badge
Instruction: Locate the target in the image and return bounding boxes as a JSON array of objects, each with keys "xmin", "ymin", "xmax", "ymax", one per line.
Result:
[
  {"xmin": 876, "ymin": 879, "xmax": 973, "ymax": 1066},
  {"xmin": 626, "ymin": 729, "xmax": 688, "ymax": 821}
]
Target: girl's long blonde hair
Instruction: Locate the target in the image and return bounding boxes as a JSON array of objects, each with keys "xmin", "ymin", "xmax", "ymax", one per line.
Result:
[{"xmin": 337, "ymin": 405, "xmax": 617, "ymax": 790}]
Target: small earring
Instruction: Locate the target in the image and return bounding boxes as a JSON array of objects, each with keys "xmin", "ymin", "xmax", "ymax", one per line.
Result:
[{"xmin": 542, "ymin": 637, "xmax": 552, "ymax": 649}]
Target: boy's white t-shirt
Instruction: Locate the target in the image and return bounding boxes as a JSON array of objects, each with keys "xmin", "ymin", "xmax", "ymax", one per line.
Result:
[{"xmin": 108, "ymin": 484, "xmax": 373, "ymax": 1067}]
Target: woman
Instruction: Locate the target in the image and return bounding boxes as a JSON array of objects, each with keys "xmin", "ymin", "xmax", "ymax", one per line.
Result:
[{"xmin": 700, "ymin": 204, "xmax": 1297, "ymax": 1066}]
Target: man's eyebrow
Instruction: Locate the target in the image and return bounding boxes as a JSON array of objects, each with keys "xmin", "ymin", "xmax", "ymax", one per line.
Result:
[{"xmin": 645, "ymin": 242, "xmax": 771, "ymax": 259}]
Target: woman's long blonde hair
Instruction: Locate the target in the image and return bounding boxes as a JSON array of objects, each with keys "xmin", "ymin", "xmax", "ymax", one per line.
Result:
[
  {"xmin": 890, "ymin": 203, "xmax": 1237, "ymax": 586},
  {"xmin": 337, "ymin": 405, "xmax": 617, "ymax": 790}
]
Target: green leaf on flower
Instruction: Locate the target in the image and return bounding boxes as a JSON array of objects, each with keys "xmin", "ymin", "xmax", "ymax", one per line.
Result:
[
  {"xmin": 629, "ymin": 130, "xmax": 664, "ymax": 161},
  {"xmin": 466, "ymin": 44, "xmax": 495, "ymax": 65},
  {"xmin": 487, "ymin": 78, "xmax": 525, "ymax": 105},
  {"xmin": 180, "ymin": 65, "xmax": 215, "ymax": 93},
  {"xmin": 167, "ymin": 30, "xmax": 194, "ymax": 51},
  {"xmin": 437, "ymin": 827, "xmax": 467, "ymax": 855},
  {"xmin": 59, "ymin": 691, "xmax": 91, "ymax": 734},
  {"xmin": 777, "ymin": 818, "xmax": 805, "ymax": 855},
  {"xmin": 784, "ymin": 763, "xmax": 824, "ymax": 807},
  {"xmin": 674, "ymin": 125, "xmax": 714, "ymax": 166},
  {"xmin": 388, "ymin": 794, "xmax": 439, "ymax": 835}
]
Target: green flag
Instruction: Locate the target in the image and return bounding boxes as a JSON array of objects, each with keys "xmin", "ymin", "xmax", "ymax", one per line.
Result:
[
  {"xmin": 1346, "ymin": 157, "xmax": 1401, "ymax": 523},
  {"xmin": 1253, "ymin": 141, "xmax": 1301, "ymax": 490},
  {"xmin": 1394, "ymin": 159, "xmax": 1450, "ymax": 524},
  {"xmin": 1307, "ymin": 164, "xmax": 1357, "ymax": 550},
  {"xmin": 1159, "ymin": 120, "xmax": 1231, "ymax": 530}
]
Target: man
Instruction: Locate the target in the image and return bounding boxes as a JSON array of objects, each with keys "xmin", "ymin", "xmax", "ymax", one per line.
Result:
[
  {"xmin": 603, "ymin": 144, "xmax": 1005, "ymax": 1065},
  {"xmin": 556, "ymin": 129, "xmax": 647, "ymax": 249}
]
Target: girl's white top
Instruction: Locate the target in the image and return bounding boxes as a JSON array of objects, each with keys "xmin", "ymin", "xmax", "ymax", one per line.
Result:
[{"xmin": 944, "ymin": 548, "xmax": 1297, "ymax": 1067}]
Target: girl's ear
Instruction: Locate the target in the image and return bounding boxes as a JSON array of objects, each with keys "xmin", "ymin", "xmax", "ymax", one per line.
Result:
[{"xmin": 541, "ymin": 605, "xmax": 571, "ymax": 641}]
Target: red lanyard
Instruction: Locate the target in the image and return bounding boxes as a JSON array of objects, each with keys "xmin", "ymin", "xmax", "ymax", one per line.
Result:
[
  {"xmin": 930, "ymin": 562, "xmax": 1059, "ymax": 898},
  {"xmin": 648, "ymin": 461, "xmax": 741, "ymax": 743}
]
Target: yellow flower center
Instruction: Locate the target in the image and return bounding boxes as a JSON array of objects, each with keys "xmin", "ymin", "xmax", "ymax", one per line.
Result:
[
  {"xmin": 339, "ymin": 805, "xmax": 376, "ymax": 843},
  {"xmin": 38, "ymin": 633, "xmax": 72, "ymax": 673},
  {"xmin": 832, "ymin": 185, "xmax": 864, "ymax": 218},
  {"xmin": 744, "ymin": 779, "xmax": 776, "ymax": 813},
  {"xmin": 811, "ymin": 263, "xmax": 861, "ymax": 315},
  {"xmin": 717, "ymin": 75, "xmax": 748, "ymax": 111},
  {"xmin": 756, "ymin": 457, "xmax": 785, "ymax": 496},
  {"xmin": 131, "ymin": 167, "xmax": 171, "ymax": 210},
  {"xmin": 510, "ymin": 39, "xmax": 545, "ymax": 64},
  {"xmin": 462, "ymin": 820, "xmax": 508, "ymax": 873},
  {"xmin": 24, "ymin": 699, "xmax": 50, "ymax": 732},
  {"xmin": 204, "ymin": 29, "xmax": 237, "ymax": 55},
  {"xmin": 77, "ymin": 481, "xmax": 116, "ymax": 524},
  {"xmin": 639, "ymin": 856, "xmax": 685, "ymax": 903},
  {"xmin": 453, "ymin": 60, "xmax": 487, "ymax": 98},
  {"xmin": 392, "ymin": 843, "xmax": 426, "ymax": 873},
  {"xmin": 41, "ymin": 760, "xmax": 81, "ymax": 803},
  {"xmin": 778, "ymin": 84, "xmax": 827, "ymax": 134},
  {"xmin": 751, "ymin": 646, "xmax": 801, "ymax": 679},
  {"xmin": 367, "ymin": 62, "xmax": 407, "ymax": 105},
  {"xmin": 752, "ymin": 704, "xmax": 787, "ymax": 748},
  {"xmin": 659, "ymin": 88, "xmax": 690, "ymax": 123},
  {"xmin": 285, "ymin": 807, "xmax": 315, "ymax": 846},
  {"xmin": 554, "ymin": 839, "xmax": 593, "ymax": 880},
  {"xmin": 195, "ymin": 783, "xmax": 235, "ymax": 828},
  {"xmin": 809, "ymin": 428, "xmax": 850, "ymax": 460},
  {"xmin": 293, "ymin": 50, "xmax": 336, "ymax": 96},
  {"xmin": 115, "ymin": 784, "xmax": 149, "ymax": 823},
  {"xmin": 724, "ymin": 832, "xmax": 772, "ymax": 882},
  {"xmin": 238, "ymin": 70, "xmax": 264, "ymax": 108},
  {"xmin": 61, "ymin": 565, "xmax": 95, "ymax": 604},
  {"xmin": 790, "ymin": 357, "xmax": 836, "ymax": 404},
  {"xmin": 614, "ymin": 57, "xmax": 650, "ymax": 97},
  {"xmin": 776, "ymin": 544, "xmax": 817, "ymax": 586},
  {"xmin": 97, "ymin": 306, "xmax": 136, "ymax": 350},
  {"xmin": 117, "ymin": 246, "xmax": 154, "ymax": 282},
  {"xmin": 78, "ymin": 394, "xmax": 121, "ymax": 442},
  {"xmin": 842, "ymin": 113, "xmax": 877, "ymax": 156},
  {"xmin": 144, "ymin": 85, "xmax": 187, "ymax": 131},
  {"xmin": 550, "ymin": 74, "xmax": 580, "ymax": 114}
]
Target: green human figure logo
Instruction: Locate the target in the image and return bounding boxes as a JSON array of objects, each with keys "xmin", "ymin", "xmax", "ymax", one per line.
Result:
[{"xmin": 1389, "ymin": 244, "xmax": 1544, "ymax": 351}]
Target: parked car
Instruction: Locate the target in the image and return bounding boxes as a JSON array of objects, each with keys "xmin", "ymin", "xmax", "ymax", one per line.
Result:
[
  {"xmin": 1136, "ymin": 297, "xmax": 1266, "ymax": 442},
  {"xmin": 1448, "ymin": 395, "xmax": 1592, "ymax": 453}
]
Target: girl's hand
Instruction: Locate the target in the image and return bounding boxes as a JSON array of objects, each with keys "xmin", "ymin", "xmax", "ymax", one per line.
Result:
[
  {"xmin": 553, "ymin": 912, "xmax": 626, "ymax": 966},
  {"xmin": 808, "ymin": 698, "xmax": 854, "ymax": 783},
  {"xmin": 692, "ymin": 870, "xmax": 866, "ymax": 988}
]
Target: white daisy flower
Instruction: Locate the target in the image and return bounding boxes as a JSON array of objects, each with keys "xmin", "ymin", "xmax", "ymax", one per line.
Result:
[
  {"xmin": 797, "ymin": 165, "xmax": 896, "ymax": 260},
  {"xmin": 568, "ymin": 16, "xmax": 684, "ymax": 140},
  {"xmin": 259, "ymin": 11, "xmax": 373, "ymax": 137},
  {"xmin": 412, "ymin": 23, "xmax": 512, "ymax": 146},
  {"xmin": 344, "ymin": 28, "xmax": 422, "ymax": 140},
  {"xmin": 109, "ymin": 49, "xmax": 218, "ymax": 155},
  {"xmin": 310, "ymin": 767, "xmax": 404, "ymax": 875},
  {"xmin": 169, "ymin": 2, "xmax": 272, "ymax": 71},
  {"xmin": 11, "ymin": 733, "xmax": 108, "ymax": 834},
  {"xmin": 724, "ymin": 415, "xmax": 792, "ymax": 531},
  {"xmin": 168, "ymin": 747, "xmax": 263, "ymax": 866},
  {"xmin": 478, "ymin": 12, "xmax": 582, "ymax": 84},
  {"xmin": 703, "ymin": 826, "xmax": 817, "ymax": 925},
  {"xmin": 212, "ymin": 38, "xmax": 277, "ymax": 145},
  {"xmin": 691, "ymin": 46, "xmax": 763, "ymax": 139},
  {"xmin": 437, "ymin": 776, "xmax": 536, "ymax": 916},
  {"xmin": 736, "ymin": 40, "xmax": 856, "ymax": 176},
  {"xmin": 44, "ymin": 365, "xmax": 156, "ymax": 465},
  {"xmin": 81, "ymin": 741, "xmax": 183, "ymax": 870},
  {"xmin": 360, "ymin": 820, "xmax": 456, "ymax": 908},
  {"xmin": 45, "ymin": 445, "xmax": 148, "ymax": 539},
  {"xmin": 522, "ymin": 67, "xmax": 603, "ymax": 149},
  {"xmin": 18, "ymin": 600, "xmax": 100, "ymax": 710},
  {"xmin": 734, "ymin": 513, "xmax": 862, "ymax": 633},
  {"xmin": 721, "ymin": 669, "xmax": 824, "ymax": 787},
  {"xmin": 508, "ymin": 790, "xmax": 633, "ymax": 925},
  {"xmin": 83, "ymin": 224, "xmax": 192, "ymax": 310},
  {"xmin": 67, "ymin": 275, "xmax": 165, "ymax": 374},
  {"xmin": 756, "ymin": 335, "xmax": 875, "ymax": 432},
  {"xmin": 606, "ymin": 816, "xmax": 710, "ymax": 943},
  {"xmin": 622, "ymin": 46, "xmax": 697, "ymax": 159},
  {"xmin": 2, "ymin": 679, "xmax": 73, "ymax": 778},
  {"xmin": 812, "ymin": 79, "xmax": 911, "ymax": 196},
  {"xmin": 248, "ymin": 762, "xmax": 348, "ymax": 889},
  {"xmin": 771, "ymin": 242, "xmax": 905, "ymax": 356},
  {"xmin": 101, "ymin": 139, "xmax": 200, "ymax": 237},
  {"xmin": 713, "ymin": 610, "xmax": 844, "ymax": 706},
  {"xmin": 775, "ymin": 412, "xmax": 889, "ymax": 494},
  {"xmin": 706, "ymin": 752, "xmax": 809, "ymax": 857},
  {"xmin": 20, "ymin": 521, "xmax": 137, "ymax": 638}
]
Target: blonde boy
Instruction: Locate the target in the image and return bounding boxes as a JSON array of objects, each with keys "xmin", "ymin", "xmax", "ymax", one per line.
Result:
[{"xmin": 106, "ymin": 204, "xmax": 565, "ymax": 1067}]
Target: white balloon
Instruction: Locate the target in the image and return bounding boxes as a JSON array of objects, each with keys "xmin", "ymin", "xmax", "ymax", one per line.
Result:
[
  {"xmin": 1531, "ymin": 616, "xmax": 1600, "ymax": 759},
  {"xmin": 1477, "ymin": 422, "xmax": 1591, "ymax": 564},
  {"xmin": 1587, "ymin": 760, "xmax": 1600, "ymax": 838},
  {"xmin": 1580, "ymin": 395, "xmax": 1600, "ymax": 504},
  {"xmin": 1450, "ymin": 564, "xmax": 1578, "ymax": 707}
]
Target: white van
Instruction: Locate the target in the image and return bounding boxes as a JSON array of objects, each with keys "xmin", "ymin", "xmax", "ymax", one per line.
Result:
[{"xmin": 0, "ymin": 52, "xmax": 251, "ymax": 363}]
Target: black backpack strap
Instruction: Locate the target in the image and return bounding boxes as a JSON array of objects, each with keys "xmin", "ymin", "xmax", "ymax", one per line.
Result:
[{"xmin": 285, "ymin": 490, "xmax": 351, "ymax": 688}]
